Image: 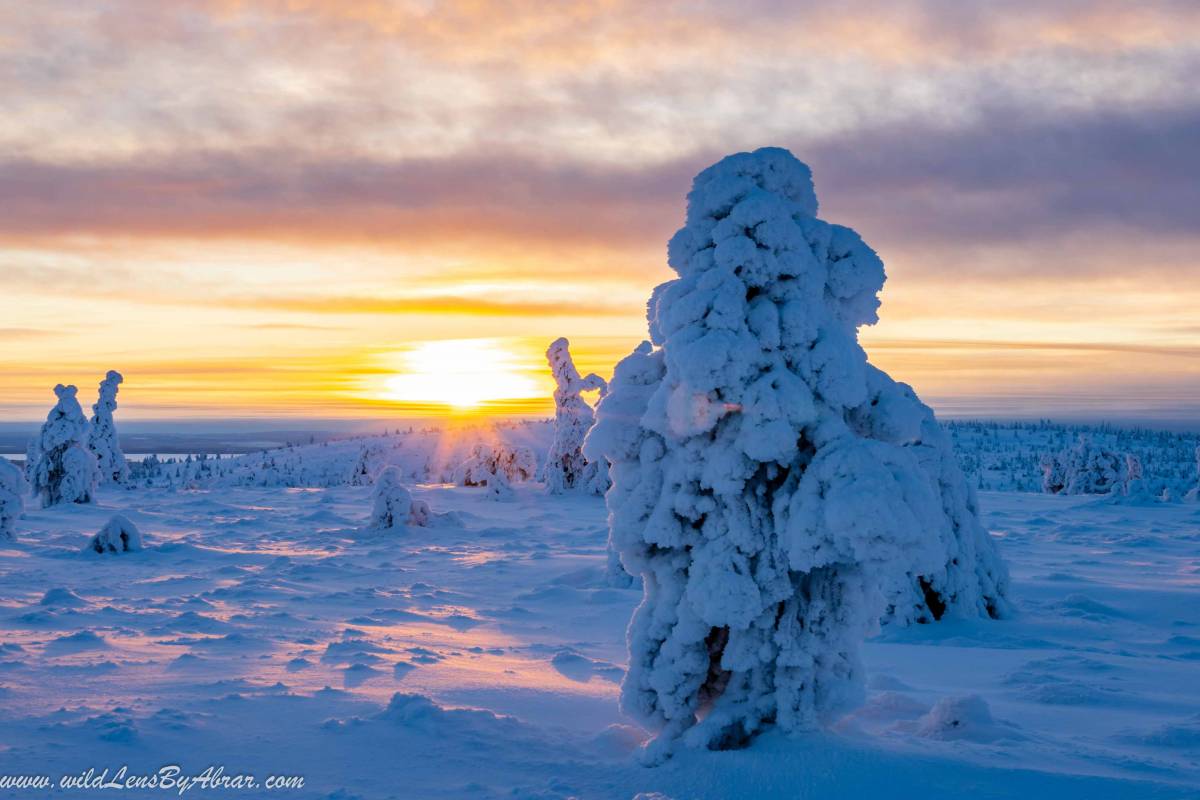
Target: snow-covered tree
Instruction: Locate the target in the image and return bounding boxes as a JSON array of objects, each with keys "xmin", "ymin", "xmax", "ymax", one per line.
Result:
[
  {"xmin": 454, "ymin": 443, "xmax": 536, "ymax": 487},
  {"xmin": 30, "ymin": 384, "xmax": 98, "ymax": 508},
  {"xmin": 1186, "ymin": 446, "xmax": 1200, "ymax": 502},
  {"xmin": 583, "ymin": 148, "xmax": 1009, "ymax": 758},
  {"xmin": 484, "ymin": 466, "xmax": 515, "ymax": 501},
  {"xmin": 543, "ymin": 338, "xmax": 609, "ymax": 494},
  {"xmin": 349, "ymin": 445, "xmax": 374, "ymax": 486},
  {"xmin": 369, "ymin": 466, "xmax": 430, "ymax": 530},
  {"xmin": 0, "ymin": 459, "xmax": 25, "ymax": 542},
  {"xmin": 1041, "ymin": 437, "xmax": 1136, "ymax": 495},
  {"xmin": 87, "ymin": 514, "xmax": 143, "ymax": 554},
  {"xmin": 87, "ymin": 370, "xmax": 128, "ymax": 485}
]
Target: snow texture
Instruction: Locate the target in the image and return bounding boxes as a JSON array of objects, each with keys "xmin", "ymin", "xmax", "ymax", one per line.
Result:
[
  {"xmin": 369, "ymin": 466, "xmax": 430, "ymax": 530},
  {"xmin": 0, "ymin": 441, "xmax": 1197, "ymax": 798},
  {"xmin": 87, "ymin": 514, "xmax": 144, "ymax": 554},
  {"xmin": 30, "ymin": 384, "xmax": 98, "ymax": 508},
  {"xmin": 87, "ymin": 370, "xmax": 128, "ymax": 485},
  {"xmin": 1041, "ymin": 437, "xmax": 1140, "ymax": 496},
  {"xmin": 0, "ymin": 458, "xmax": 25, "ymax": 541},
  {"xmin": 584, "ymin": 147, "xmax": 1009, "ymax": 756},
  {"xmin": 543, "ymin": 337, "xmax": 610, "ymax": 495}
]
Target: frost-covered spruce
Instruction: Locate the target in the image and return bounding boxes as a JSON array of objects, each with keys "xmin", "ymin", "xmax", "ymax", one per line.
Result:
[
  {"xmin": 583, "ymin": 147, "xmax": 1008, "ymax": 755},
  {"xmin": 484, "ymin": 467, "xmax": 515, "ymax": 501},
  {"xmin": 543, "ymin": 338, "xmax": 610, "ymax": 494},
  {"xmin": 369, "ymin": 466, "xmax": 430, "ymax": 530},
  {"xmin": 1186, "ymin": 446, "xmax": 1200, "ymax": 502},
  {"xmin": 455, "ymin": 443, "xmax": 536, "ymax": 487},
  {"xmin": 0, "ymin": 459, "xmax": 26, "ymax": 541},
  {"xmin": 30, "ymin": 384, "xmax": 98, "ymax": 508},
  {"xmin": 1041, "ymin": 437, "xmax": 1135, "ymax": 495},
  {"xmin": 87, "ymin": 514, "xmax": 143, "ymax": 554},
  {"xmin": 88, "ymin": 370, "xmax": 129, "ymax": 485}
]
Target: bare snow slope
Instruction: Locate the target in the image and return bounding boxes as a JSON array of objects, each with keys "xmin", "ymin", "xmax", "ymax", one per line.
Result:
[{"xmin": 0, "ymin": 465, "xmax": 1197, "ymax": 797}]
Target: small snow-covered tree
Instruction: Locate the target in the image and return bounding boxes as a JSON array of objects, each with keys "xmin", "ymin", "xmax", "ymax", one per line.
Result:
[
  {"xmin": 484, "ymin": 466, "xmax": 515, "ymax": 501},
  {"xmin": 543, "ymin": 338, "xmax": 610, "ymax": 494},
  {"xmin": 23, "ymin": 438, "xmax": 39, "ymax": 487},
  {"xmin": 1041, "ymin": 438, "xmax": 1134, "ymax": 495},
  {"xmin": 88, "ymin": 514, "xmax": 144, "ymax": 554},
  {"xmin": 584, "ymin": 148, "xmax": 1008, "ymax": 757},
  {"xmin": 369, "ymin": 466, "xmax": 430, "ymax": 530},
  {"xmin": 1186, "ymin": 446, "xmax": 1200, "ymax": 502},
  {"xmin": 454, "ymin": 443, "xmax": 536, "ymax": 487},
  {"xmin": 30, "ymin": 384, "xmax": 98, "ymax": 508},
  {"xmin": 0, "ymin": 459, "xmax": 25, "ymax": 541},
  {"xmin": 87, "ymin": 370, "xmax": 129, "ymax": 484},
  {"xmin": 349, "ymin": 445, "xmax": 373, "ymax": 486}
]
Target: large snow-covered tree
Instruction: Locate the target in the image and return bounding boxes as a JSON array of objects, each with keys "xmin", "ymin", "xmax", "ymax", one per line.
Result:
[
  {"xmin": 583, "ymin": 147, "xmax": 1009, "ymax": 758},
  {"xmin": 543, "ymin": 338, "xmax": 609, "ymax": 495},
  {"xmin": 0, "ymin": 459, "xmax": 25, "ymax": 542},
  {"xmin": 88, "ymin": 370, "xmax": 129, "ymax": 485},
  {"xmin": 30, "ymin": 384, "xmax": 98, "ymax": 508}
]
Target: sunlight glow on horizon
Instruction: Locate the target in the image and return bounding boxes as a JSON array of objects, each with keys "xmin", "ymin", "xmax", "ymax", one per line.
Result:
[{"xmin": 377, "ymin": 339, "xmax": 544, "ymax": 411}]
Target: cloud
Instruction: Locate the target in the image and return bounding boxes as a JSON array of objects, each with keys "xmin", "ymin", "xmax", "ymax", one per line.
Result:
[
  {"xmin": 0, "ymin": 327, "xmax": 57, "ymax": 340},
  {"xmin": 0, "ymin": 152, "xmax": 688, "ymax": 249},
  {"xmin": 808, "ymin": 103, "xmax": 1200, "ymax": 246},
  {"xmin": 224, "ymin": 293, "xmax": 635, "ymax": 317},
  {"xmin": 2, "ymin": 96, "xmax": 1197, "ymax": 276},
  {"xmin": 866, "ymin": 337, "xmax": 1200, "ymax": 361}
]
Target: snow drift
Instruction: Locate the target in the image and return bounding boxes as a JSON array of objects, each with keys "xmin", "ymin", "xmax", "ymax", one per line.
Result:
[{"xmin": 584, "ymin": 147, "xmax": 1009, "ymax": 756}]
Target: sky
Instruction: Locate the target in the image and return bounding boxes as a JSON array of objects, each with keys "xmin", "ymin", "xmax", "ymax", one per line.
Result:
[{"xmin": 2, "ymin": 1, "xmax": 1199, "ymax": 421}]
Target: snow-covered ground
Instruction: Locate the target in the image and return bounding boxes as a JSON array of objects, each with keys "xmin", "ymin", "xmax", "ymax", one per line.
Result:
[{"xmin": 0, "ymin": 428, "xmax": 1198, "ymax": 799}]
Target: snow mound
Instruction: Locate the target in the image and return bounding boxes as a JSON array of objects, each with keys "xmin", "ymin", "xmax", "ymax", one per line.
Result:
[
  {"xmin": 912, "ymin": 694, "xmax": 1014, "ymax": 742},
  {"xmin": 40, "ymin": 587, "xmax": 87, "ymax": 607},
  {"xmin": 87, "ymin": 514, "xmax": 144, "ymax": 554},
  {"xmin": 584, "ymin": 147, "xmax": 1009, "ymax": 756}
]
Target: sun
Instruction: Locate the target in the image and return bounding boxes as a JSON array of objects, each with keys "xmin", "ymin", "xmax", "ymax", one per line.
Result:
[{"xmin": 380, "ymin": 338, "xmax": 541, "ymax": 410}]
